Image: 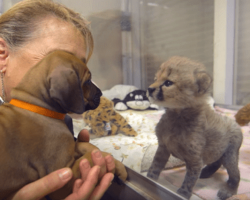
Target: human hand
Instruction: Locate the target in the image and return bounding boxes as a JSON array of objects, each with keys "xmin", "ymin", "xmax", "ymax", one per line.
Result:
[
  {"xmin": 65, "ymin": 159, "xmax": 114, "ymax": 200},
  {"xmin": 12, "ymin": 159, "xmax": 114, "ymax": 200},
  {"xmin": 77, "ymin": 129, "xmax": 116, "ymax": 177},
  {"xmin": 76, "ymin": 129, "xmax": 127, "ymax": 182}
]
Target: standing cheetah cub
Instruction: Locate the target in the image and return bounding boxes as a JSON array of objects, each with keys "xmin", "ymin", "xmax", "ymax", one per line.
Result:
[{"xmin": 146, "ymin": 56, "xmax": 242, "ymax": 200}]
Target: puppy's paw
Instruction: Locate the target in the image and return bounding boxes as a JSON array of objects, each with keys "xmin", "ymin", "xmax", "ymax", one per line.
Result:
[
  {"xmin": 114, "ymin": 160, "xmax": 128, "ymax": 182},
  {"xmin": 217, "ymin": 187, "xmax": 237, "ymax": 200},
  {"xmin": 177, "ymin": 188, "xmax": 192, "ymax": 199}
]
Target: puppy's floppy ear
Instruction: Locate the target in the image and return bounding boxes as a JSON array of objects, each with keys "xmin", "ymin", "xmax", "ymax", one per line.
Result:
[
  {"xmin": 194, "ymin": 69, "xmax": 212, "ymax": 95},
  {"xmin": 48, "ymin": 66, "xmax": 85, "ymax": 114}
]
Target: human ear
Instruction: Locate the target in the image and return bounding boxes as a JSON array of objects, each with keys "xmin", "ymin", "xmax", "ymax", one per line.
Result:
[{"xmin": 0, "ymin": 38, "xmax": 9, "ymax": 72}]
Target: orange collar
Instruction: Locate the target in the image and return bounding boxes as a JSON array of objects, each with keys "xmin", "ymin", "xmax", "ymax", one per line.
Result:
[{"xmin": 10, "ymin": 99, "xmax": 66, "ymax": 120}]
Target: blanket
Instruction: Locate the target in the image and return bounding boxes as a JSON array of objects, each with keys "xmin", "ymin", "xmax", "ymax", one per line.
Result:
[{"xmin": 73, "ymin": 109, "xmax": 184, "ymax": 172}]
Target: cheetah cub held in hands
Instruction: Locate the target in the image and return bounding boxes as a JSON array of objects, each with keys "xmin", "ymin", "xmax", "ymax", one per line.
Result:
[{"xmin": 146, "ymin": 56, "xmax": 242, "ymax": 200}]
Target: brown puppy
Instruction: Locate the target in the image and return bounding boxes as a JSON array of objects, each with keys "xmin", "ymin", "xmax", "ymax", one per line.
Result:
[
  {"xmin": 0, "ymin": 50, "xmax": 127, "ymax": 200},
  {"xmin": 146, "ymin": 56, "xmax": 242, "ymax": 200}
]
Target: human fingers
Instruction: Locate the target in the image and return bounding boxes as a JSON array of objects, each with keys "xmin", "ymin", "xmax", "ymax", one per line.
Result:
[
  {"xmin": 95, "ymin": 152, "xmax": 128, "ymax": 182},
  {"xmin": 91, "ymin": 149, "xmax": 107, "ymax": 178},
  {"xmin": 65, "ymin": 166, "xmax": 101, "ymax": 200},
  {"xmin": 88, "ymin": 173, "xmax": 114, "ymax": 200},
  {"xmin": 77, "ymin": 129, "xmax": 90, "ymax": 142},
  {"xmin": 12, "ymin": 168, "xmax": 72, "ymax": 200},
  {"xmin": 72, "ymin": 179, "xmax": 83, "ymax": 193},
  {"xmin": 105, "ymin": 155, "xmax": 115, "ymax": 174},
  {"xmin": 79, "ymin": 159, "xmax": 91, "ymax": 181}
]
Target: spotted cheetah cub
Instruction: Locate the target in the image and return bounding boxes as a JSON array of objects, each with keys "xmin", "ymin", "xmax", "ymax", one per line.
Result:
[{"xmin": 146, "ymin": 56, "xmax": 242, "ymax": 200}]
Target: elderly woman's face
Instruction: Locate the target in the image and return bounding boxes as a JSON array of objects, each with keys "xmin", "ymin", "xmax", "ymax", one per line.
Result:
[{"xmin": 4, "ymin": 18, "xmax": 86, "ymax": 102}]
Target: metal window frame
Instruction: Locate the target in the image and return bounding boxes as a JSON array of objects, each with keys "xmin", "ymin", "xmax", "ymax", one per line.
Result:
[
  {"xmin": 121, "ymin": 0, "xmax": 142, "ymax": 89},
  {"xmin": 213, "ymin": 0, "xmax": 235, "ymax": 105},
  {"xmin": 103, "ymin": 167, "xmax": 187, "ymax": 200}
]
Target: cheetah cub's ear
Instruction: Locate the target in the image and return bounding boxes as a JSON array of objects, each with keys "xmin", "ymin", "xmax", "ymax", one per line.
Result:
[{"xmin": 194, "ymin": 69, "xmax": 212, "ymax": 96}]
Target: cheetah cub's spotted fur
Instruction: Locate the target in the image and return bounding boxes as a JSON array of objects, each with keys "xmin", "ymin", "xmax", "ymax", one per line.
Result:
[{"xmin": 146, "ymin": 56, "xmax": 242, "ymax": 200}]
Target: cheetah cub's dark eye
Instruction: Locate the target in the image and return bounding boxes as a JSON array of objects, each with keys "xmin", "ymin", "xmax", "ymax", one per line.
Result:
[{"xmin": 164, "ymin": 80, "xmax": 173, "ymax": 87}]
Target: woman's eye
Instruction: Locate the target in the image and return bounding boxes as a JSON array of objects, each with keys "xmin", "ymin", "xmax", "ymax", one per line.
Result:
[{"xmin": 164, "ymin": 80, "xmax": 173, "ymax": 87}]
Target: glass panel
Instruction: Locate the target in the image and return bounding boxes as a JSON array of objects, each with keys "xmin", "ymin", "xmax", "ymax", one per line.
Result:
[
  {"xmin": 1, "ymin": 0, "xmax": 215, "ymax": 199},
  {"xmin": 140, "ymin": 0, "xmax": 214, "ymax": 89}
]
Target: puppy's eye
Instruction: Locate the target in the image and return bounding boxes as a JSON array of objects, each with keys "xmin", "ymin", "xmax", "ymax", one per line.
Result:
[
  {"xmin": 164, "ymin": 80, "xmax": 173, "ymax": 87},
  {"xmin": 85, "ymin": 80, "xmax": 91, "ymax": 85}
]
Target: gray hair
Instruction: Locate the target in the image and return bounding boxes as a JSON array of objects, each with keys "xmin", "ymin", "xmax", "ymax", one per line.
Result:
[{"xmin": 0, "ymin": 0, "xmax": 94, "ymax": 62}]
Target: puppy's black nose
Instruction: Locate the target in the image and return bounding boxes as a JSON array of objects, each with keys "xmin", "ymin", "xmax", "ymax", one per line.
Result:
[{"xmin": 147, "ymin": 87, "xmax": 155, "ymax": 96}]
